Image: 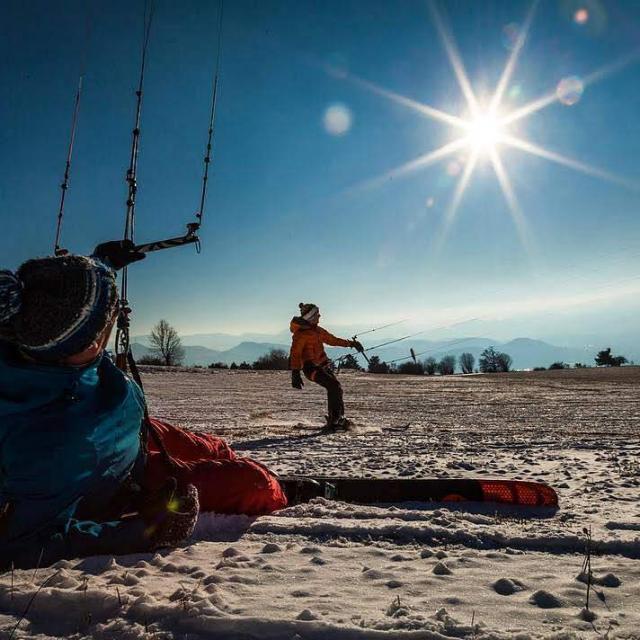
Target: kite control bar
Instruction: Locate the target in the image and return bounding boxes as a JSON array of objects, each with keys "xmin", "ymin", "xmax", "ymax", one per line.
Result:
[{"xmin": 134, "ymin": 222, "xmax": 201, "ymax": 254}]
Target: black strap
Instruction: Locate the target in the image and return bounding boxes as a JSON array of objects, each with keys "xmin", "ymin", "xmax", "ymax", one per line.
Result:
[{"xmin": 126, "ymin": 349, "xmax": 179, "ymax": 472}]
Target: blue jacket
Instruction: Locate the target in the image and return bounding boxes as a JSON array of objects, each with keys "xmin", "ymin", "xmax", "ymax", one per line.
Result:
[{"xmin": 0, "ymin": 343, "xmax": 148, "ymax": 567}]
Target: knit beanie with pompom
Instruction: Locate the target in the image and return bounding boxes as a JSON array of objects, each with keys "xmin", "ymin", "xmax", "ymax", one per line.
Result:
[{"xmin": 0, "ymin": 255, "xmax": 118, "ymax": 362}]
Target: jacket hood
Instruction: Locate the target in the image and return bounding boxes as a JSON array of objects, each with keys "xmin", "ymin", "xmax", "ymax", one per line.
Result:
[
  {"xmin": 290, "ymin": 316, "xmax": 313, "ymax": 334},
  {"xmin": 0, "ymin": 341, "xmax": 100, "ymax": 418},
  {"xmin": 0, "ymin": 342, "xmax": 137, "ymax": 420}
]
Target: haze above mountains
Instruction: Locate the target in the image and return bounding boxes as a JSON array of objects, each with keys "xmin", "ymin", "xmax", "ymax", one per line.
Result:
[
  {"xmin": 130, "ymin": 294, "xmax": 640, "ymax": 369},
  {"xmin": 132, "ymin": 326, "xmax": 638, "ymax": 370}
]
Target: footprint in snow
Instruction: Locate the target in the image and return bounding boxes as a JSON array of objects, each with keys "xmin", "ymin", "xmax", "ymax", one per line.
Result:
[
  {"xmin": 300, "ymin": 546, "xmax": 323, "ymax": 555},
  {"xmin": 47, "ymin": 571, "xmax": 80, "ymax": 589},
  {"xmin": 390, "ymin": 554, "xmax": 413, "ymax": 562},
  {"xmin": 433, "ymin": 562, "xmax": 452, "ymax": 575},
  {"xmin": 227, "ymin": 574, "xmax": 260, "ymax": 585},
  {"xmin": 362, "ymin": 568, "xmax": 386, "ymax": 580},
  {"xmin": 108, "ymin": 573, "xmax": 140, "ymax": 586},
  {"xmin": 386, "ymin": 580, "xmax": 403, "ymax": 589},
  {"xmin": 296, "ymin": 609, "xmax": 319, "ymax": 620},
  {"xmin": 492, "ymin": 577, "xmax": 527, "ymax": 595},
  {"xmin": 577, "ymin": 571, "xmax": 621, "ymax": 587},
  {"xmin": 529, "ymin": 590, "xmax": 565, "ymax": 608}
]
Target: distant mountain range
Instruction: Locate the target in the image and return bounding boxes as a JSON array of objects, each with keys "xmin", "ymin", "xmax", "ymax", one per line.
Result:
[
  {"xmin": 131, "ymin": 334, "xmax": 634, "ymax": 370},
  {"xmin": 131, "ymin": 341, "xmax": 290, "ymax": 367}
]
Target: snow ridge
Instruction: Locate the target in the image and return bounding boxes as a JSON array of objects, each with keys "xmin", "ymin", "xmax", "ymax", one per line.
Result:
[{"xmin": 194, "ymin": 501, "xmax": 640, "ymax": 559}]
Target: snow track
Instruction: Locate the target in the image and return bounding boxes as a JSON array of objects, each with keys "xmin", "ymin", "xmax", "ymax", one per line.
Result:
[{"xmin": 194, "ymin": 500, "xmax": 640, "ymax": 560}]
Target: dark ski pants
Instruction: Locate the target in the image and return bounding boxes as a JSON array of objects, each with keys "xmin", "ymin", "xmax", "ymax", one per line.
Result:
[{"xmin": 305, "ymin": 365, "xmax": 344, "ymax": 423}]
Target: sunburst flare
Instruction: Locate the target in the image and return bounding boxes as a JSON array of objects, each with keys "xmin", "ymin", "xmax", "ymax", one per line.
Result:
[{"xmin": 335, "ymin": 0, "xmax": 639, "ymax": 252}]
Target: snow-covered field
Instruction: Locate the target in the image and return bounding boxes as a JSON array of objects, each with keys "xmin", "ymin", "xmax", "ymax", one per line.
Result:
[{"xmin": 2, "ymin": 367, "xmax": 639, "ymax": 639}]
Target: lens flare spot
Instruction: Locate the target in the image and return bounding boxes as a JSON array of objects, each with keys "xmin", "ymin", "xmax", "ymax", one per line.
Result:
[
  {"xmin": 501, "ymin": 23, "xmax": 525, "ymax": 51},
  {"xmin": 574, "ymin": 8, "xmax": 589, "ymax": 24},
  {"xmin": 561, "ymin": 0, "xmax": 607, "ymax": 35},
  {"xmin": 323, "ymin": 104, "xmax": 352, "ymax": 136},
  {"xmin": 446, "ymin": 161, "xmax": 461, "ymax": 176},
  {"xmin": 508, "ymin": 85, "xmax": 522, "ymax": 100},
  {"xmin": 556, "ymin": 76, "xmax": 584, "ymax": 106}
]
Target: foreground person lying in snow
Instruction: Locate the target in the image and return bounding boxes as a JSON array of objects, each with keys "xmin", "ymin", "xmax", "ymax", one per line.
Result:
[
  {"xmin": 289, "ymin": 302, "xmax": 363, "ymax": 430},
  {"xmin": 0, "ymin": 244, "xmax": 286, "ymax": 570}
]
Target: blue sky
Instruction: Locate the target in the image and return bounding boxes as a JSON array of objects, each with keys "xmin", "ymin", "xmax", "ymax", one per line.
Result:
[{"xmin": 1, "ymin": 0, "xmax": 639, "ymax": 340}]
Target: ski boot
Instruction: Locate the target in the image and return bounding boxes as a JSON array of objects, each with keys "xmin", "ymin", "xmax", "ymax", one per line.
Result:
[{"xmin": 321, "ymin": 415, "xmax": 352, "ymax": 432}]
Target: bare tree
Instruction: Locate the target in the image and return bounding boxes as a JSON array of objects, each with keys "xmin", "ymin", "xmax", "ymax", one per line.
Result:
[
  {"xmin": 438, "ymin": 355, "xmax": 456, "ymax": 376},
  {"xmin": 368, "ymin": 355, "xmax": 390, "ymax": 374},
  {"xmin": 398, "ymin": 361, "xmax": 424, "ymax": 375},
  {"xmin": 252, "ymin": 349, "xmax": 289, "ymax": 370},
  {"xmin": 149, "ymin": 319, "xmax": 185, "ymax": 366},
  {"xmin": 339, "ymin": 354, "xmax": 363, "ymax": 371},
  {"xmin": 479, "ymin": 347, "xmax": 512, "ymax": 373},
  {"xmin": 423, "ymin": 357, "xmax": 437, "ymax": 375},
  {"xmin": 459, "ymin": 352, "xmax": 475, "ymax": 374},
  {"xmin": 595, "ymin": 347, "xmax": 627, "ymax": 367},
  {"xmin": 479, "ymin": 347, "xmax": 498, "ymax": 372},
  {"xmin": 496, "ymin": 352, "xmax": 512, "ymax": 372}
]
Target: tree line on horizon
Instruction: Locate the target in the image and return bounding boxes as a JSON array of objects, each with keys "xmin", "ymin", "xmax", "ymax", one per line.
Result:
[
  {"xmin": 137, "ymin": 320, "xmax": 631, "ymax": 373},
  {"xmin": 360, "ymin": 347, "xmax": 510, "ymax": 375}
]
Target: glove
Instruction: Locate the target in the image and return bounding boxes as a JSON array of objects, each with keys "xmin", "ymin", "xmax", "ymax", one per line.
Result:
[
  {"xmin": 350, "ymin": 340, "xmax": 364, "ymax": 353},
  {"xmin": 93, "ymin": 239, "xmax": 146, "ymax": 271},
  {"xmin": 140, "ymin": 478, "xmax": 200, "ymax": 550},
  {"xmin": 291, "ymin": 369, "xmax": 304, "ymax": 389}
]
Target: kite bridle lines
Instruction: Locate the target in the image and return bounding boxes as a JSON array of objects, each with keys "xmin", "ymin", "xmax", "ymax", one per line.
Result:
[
  {"xmin": 115, "ymin": 0, "xmax": 225, "ymax": 369},
  {"xmin": 53, "ymin": 8, "xmax": 92, "ymax": 256},
  {"xmin": 115, "ymin": 0, "xmax": 155, "ymax": 369},
  {"xmin": 54, "ymin": 74, "xmax": 84, "ymax": 256},
  {"xmin": 132, "ymin": 0, "xmax": 225, "ymax": 255},
  {"xmin": 333, "ymin": 317, "xmax": 477, "ymax": 368}
]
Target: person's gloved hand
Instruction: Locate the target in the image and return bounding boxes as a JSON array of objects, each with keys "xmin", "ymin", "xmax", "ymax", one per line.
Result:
[
  {"xmin": 291, "ymin": 369, "xmax": 304, "ymax": 389},
  {"xmin": 93, "ymin": 239, "xmax": 146, "ymax": 271},
  {"xmin": 140, "ymin": 478, "xmax": 200, "ymax": 550},
  {"xmin": 350, "ymin": 339, "xmax": 364, "ymax": 353}
]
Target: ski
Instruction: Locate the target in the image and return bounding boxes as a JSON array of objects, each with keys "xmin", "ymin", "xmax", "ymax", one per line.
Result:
[
  {"xmin": 279, "ymin": 476, "xmax": 558, "ymax": 508},
  {"xmin": 312, "ymin": 417, "xmax": 391, "ymax": 434}
]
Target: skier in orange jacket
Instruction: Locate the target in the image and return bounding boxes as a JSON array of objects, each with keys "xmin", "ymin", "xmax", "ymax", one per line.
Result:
[{"xmin": 289, "ymin": 303, "xmax": 363, "ymax": 429}]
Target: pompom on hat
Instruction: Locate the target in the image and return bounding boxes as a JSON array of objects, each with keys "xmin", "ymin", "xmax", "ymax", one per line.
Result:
[
  {"xmin": 0, "ymin": 271, "xmax": 23, "ymax": 324},
  {"xmin": 0, "ymin": 255, "xmax": 118, "ymax": 362},
  {"xmin": 299, "ymin": 302, "xmax": 319, "ymax": 322}
]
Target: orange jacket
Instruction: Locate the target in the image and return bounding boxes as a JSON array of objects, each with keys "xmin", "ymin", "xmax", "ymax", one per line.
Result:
[{"xmin": 289, "ymin": 317, "xmax": 351, "ymax": 370}]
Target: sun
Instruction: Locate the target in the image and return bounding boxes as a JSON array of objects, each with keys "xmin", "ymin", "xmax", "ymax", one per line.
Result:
[
  {"xmin": 337, "ymin": 0, "xmax": 638, "ymax": 253},
  {"xmin": 465, "ymin": 112, "xmax": 505, "ymax": 153}
]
